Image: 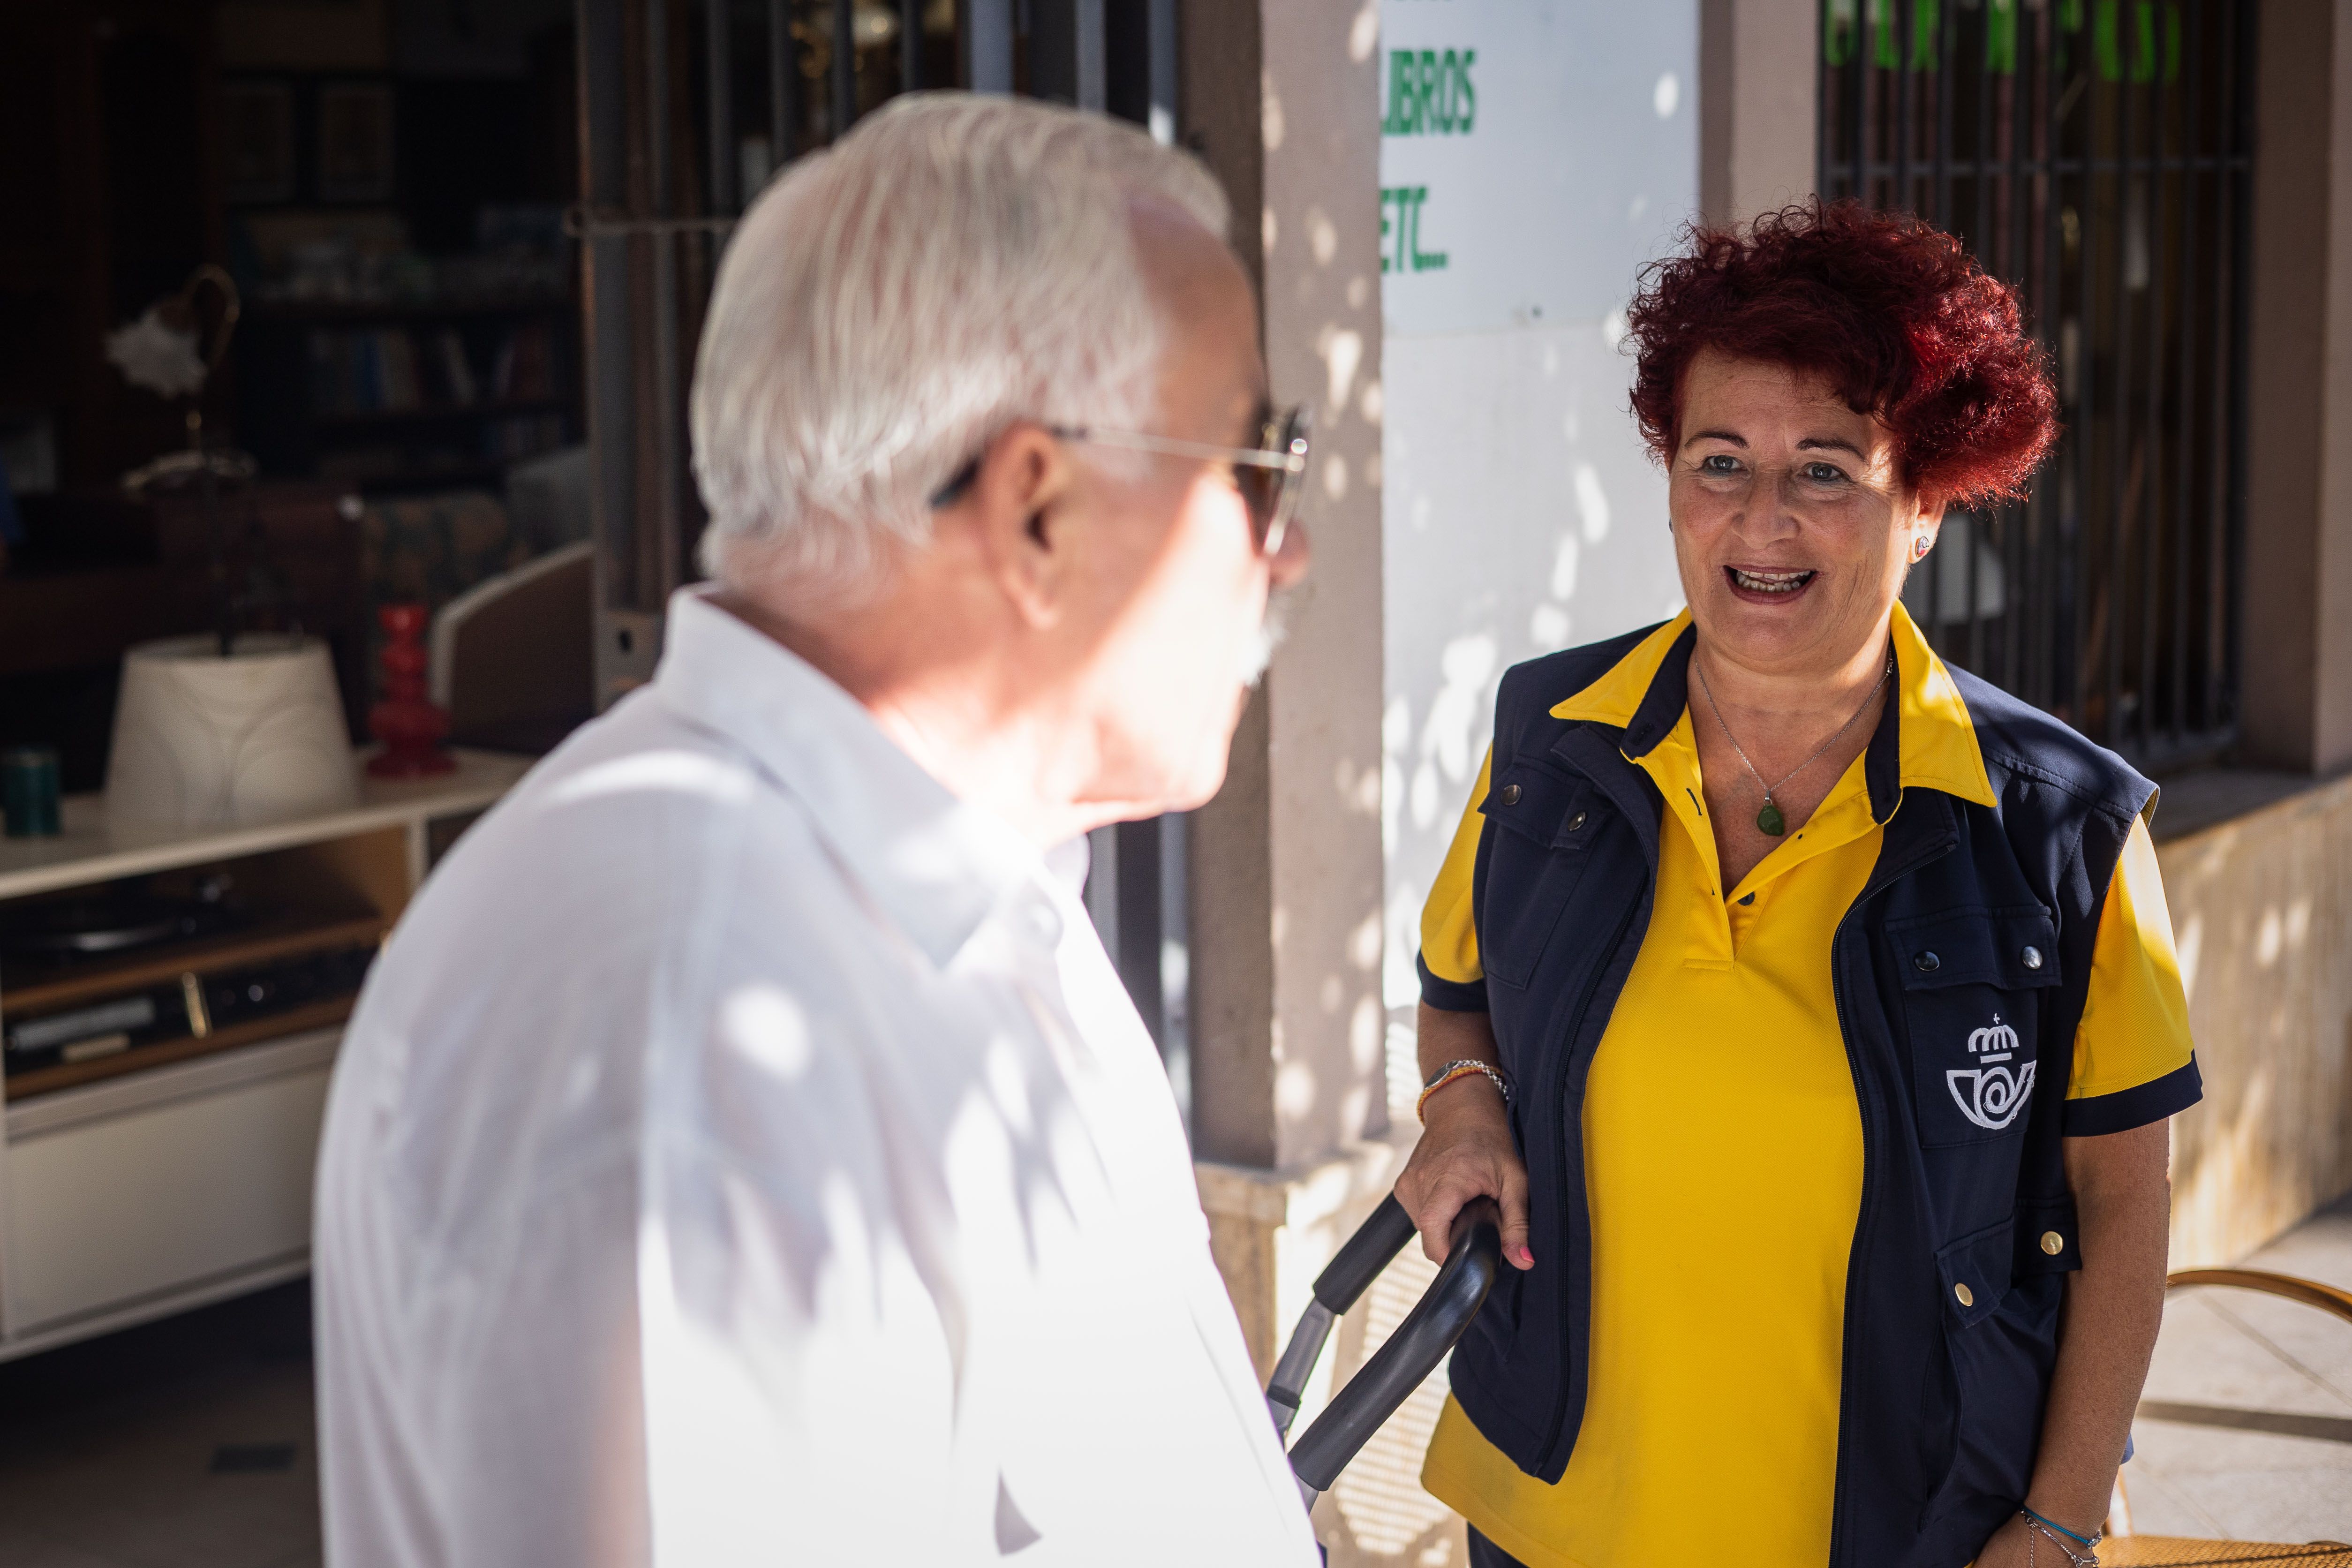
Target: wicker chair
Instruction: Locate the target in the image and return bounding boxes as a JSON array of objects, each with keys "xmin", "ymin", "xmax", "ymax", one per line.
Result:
[{"xmin": 2101, "ymin": 1270, "xmax": 2352, "ymax": 1567}]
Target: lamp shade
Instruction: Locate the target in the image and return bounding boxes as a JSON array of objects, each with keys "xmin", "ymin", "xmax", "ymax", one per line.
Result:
[{"xmin": 105, "ymin": 634, "xmax": 359, "ymax": 829}]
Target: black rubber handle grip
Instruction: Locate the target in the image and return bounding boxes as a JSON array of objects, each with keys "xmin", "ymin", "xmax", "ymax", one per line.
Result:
[
  {"xmin": 1287, "ymin": 1198, "xmax": 1502, "ymax": 1494},
  {"xmin": 1310, "ymin": 1192, "xmax": 1419, "ymax": 1314}
]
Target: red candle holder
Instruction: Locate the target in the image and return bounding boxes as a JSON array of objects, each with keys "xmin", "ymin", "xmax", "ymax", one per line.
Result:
[{"xmin": 367, "ymin": 603, "xmax": 456, "ymax": 777}]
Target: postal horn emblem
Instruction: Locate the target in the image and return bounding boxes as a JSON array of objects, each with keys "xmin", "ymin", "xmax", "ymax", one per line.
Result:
[{"xmin": 1947, "ymin": 1013, "xmax": 2034, "ymax": 1131}]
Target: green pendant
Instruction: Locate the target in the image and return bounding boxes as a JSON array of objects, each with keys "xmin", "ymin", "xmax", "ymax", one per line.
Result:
[{"xmin": 1756, "ymin": 799, "xmax": 1787, "ymax": 837}]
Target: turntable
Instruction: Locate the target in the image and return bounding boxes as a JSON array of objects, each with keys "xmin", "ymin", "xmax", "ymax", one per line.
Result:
[{"xmin": 0, "ymin": 876, "xmax": 244, "ymax": 961}]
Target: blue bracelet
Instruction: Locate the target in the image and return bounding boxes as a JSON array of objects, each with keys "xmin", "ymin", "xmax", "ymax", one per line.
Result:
[{"xmin": 2019, "ymin": 1505, "xmax": 2101, "ymax": 1549}]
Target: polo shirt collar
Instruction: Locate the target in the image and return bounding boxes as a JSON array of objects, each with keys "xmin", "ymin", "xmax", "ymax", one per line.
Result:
[
  {"xmin": 1548, "ymin": 602, "xmax": 1998, "ymax": 822},
  {"xmin": 651, "ymin": 587, "xmax": 1046, "ymax": 967}
]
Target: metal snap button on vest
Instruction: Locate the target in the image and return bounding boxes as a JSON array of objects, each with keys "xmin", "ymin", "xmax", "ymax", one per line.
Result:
[
  {"xmin": 2040, "ymin": 1231, "xmax": 2065, "ymax": 1256},
  {"xmin": 1953, "ymin": 1282, "xmax": 1974, "ymax": 1307},
  {"xmin": 1498, "ymin": 783, "xmax": 1522, "ymax": 806},
  {"xmin": 1565, "ymin": 810, "xmax": 1585, "ymax": 831},
  {"xmin": 1915, "ymin": 950, "xmax": 1942, "ymax": 973},
  {"xmin": 2021, "ymin": 945, "xmax": 2044, "ymax": 970}
]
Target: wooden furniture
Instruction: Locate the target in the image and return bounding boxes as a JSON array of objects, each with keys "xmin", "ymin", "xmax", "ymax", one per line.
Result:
[
  {"xmin": 0, "ymin": 749, "xmax": 528, "ymax": 1361},
  {"xmin": 2103, "ymin": 1271, "xmax": 2352, "ymax": 1565}
]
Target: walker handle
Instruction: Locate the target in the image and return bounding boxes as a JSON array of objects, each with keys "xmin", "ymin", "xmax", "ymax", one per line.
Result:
[{"xmin": 1278, "ymin": 1197, "xmax": 1503, "ymax": 1498}]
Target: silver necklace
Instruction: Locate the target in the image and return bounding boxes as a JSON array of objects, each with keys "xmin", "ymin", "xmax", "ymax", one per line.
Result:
[{"xmin": 1694, "ymin": 649, "xmax": 1896, "ymax": 837}]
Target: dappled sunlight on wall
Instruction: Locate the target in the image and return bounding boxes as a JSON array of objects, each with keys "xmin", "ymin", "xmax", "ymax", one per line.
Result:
[{"xmin": 2157, "ymin": 775, "xmax": 2352, "ymax": 1267}]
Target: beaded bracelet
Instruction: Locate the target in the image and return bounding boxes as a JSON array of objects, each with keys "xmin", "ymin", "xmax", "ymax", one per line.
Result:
[
  {"xmin": 1416, "ymin": 1059, "xmax": 1510, "ymax": 1123},
  {"xmin": 2017, "ymin": 1506, "xmax": 2101, "ymax": 1567}
]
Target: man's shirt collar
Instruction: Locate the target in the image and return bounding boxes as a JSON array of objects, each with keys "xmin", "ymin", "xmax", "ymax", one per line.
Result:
[
  {"xmin": 651, "ymin": 587, "xmax": 1046, "ymax": 967},
  {"xmin": 1547, "ymin": 602, "xmax": 1998, "ymax": 822}
]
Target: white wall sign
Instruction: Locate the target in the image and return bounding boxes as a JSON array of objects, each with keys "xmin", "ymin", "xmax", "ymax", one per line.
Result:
[{"xmin": 1378, "ymin": 0, "xmax": 1700, "ymax": 334}]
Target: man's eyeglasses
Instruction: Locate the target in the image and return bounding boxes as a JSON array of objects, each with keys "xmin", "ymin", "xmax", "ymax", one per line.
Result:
[{"xmin": 928, "ymin": 406, "xmax": 1313, "ymax": 558}]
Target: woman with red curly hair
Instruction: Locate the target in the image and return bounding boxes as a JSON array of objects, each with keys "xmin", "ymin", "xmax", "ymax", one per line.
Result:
[{"xmin": 1397, "ymin": 201, "xmax": 2198, "ymax": 1568}]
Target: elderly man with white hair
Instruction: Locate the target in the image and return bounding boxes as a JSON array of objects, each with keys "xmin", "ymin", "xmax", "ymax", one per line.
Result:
[{"xmin": 312, "ymin": 94, "xmax": 1318, "ymax": 1567}]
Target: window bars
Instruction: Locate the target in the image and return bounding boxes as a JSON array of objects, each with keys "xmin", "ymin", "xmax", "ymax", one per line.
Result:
[{"xmin": 1818, "ymin": 0, "xmax": 2253, "ymax": 770}]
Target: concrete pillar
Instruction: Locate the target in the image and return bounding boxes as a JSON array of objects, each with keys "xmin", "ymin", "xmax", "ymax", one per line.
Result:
[
  {"xmin": 1175, "ymin": 37, "xmax": 1415, "ymax": 1547},
  {"xmin": 1698, "ymin": 0, "xmax": 1817, "ymax": 228},
  {"xmin": 1181, "ymin": 0, "xmax": 1389, "ymax": 1181},
  {"xmin": 2240, "ymin": 0, "xmax": 2352, "ymax": 775}
]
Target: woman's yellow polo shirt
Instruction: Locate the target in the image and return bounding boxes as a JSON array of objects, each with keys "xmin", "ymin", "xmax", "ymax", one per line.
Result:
[{"xmin": 1414, "ymin": 610, "xmax": 2194, "ymax": 1568}]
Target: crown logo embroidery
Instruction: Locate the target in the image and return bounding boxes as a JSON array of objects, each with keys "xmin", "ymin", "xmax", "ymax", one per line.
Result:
[{"xmin": 1947, "ymin": 1013, "xmax": 2034, "ymax": 1131}]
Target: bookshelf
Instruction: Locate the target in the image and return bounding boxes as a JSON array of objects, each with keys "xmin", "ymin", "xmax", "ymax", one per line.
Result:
[{"xmin": 238, "ymin": 297, "xmax": 579, "ymax": 493}]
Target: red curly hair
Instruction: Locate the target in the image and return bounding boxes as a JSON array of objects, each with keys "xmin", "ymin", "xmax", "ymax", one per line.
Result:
[{"xmin": 1625, "ymin": 200, "xmax": 2057, "ymax": 510}]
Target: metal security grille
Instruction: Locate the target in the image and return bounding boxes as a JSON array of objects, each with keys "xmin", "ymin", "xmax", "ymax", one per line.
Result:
[{"xmin": 1817, "ymin": 0, "xmax": 2253, "ymax": 770}]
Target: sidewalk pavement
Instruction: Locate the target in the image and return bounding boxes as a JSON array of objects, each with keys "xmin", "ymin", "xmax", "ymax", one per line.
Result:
[{"xmin": 2126, "ymin": 1187, "xmax": 2352, "ymax": 1543}]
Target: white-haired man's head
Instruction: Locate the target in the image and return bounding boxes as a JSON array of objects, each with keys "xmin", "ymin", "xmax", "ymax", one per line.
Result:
[
  {"xmin": 692, "ymin": 92, "xmax": 1229, "ymax": 600},
  {"xmin": 693, "ymin": 93, "xmax": 1308, "ymax": 840}
]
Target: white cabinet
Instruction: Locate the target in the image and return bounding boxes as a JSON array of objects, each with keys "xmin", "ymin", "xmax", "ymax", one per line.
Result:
[{"xmin": 0, "ymin": 752, "xmax": 527, "ymax": 1360}]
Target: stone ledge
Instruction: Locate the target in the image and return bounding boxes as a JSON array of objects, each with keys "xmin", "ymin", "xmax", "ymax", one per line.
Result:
[
  {"xmin": 2154, "ymin": 764, "xmax": 2352, "ymax": 844},
  {"xmin": 1194, "ymin": 1128, "xmax": 1417, "ymax": 1231}
]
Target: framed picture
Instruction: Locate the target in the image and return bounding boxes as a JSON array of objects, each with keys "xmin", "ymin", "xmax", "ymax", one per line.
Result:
[
  {"xmin": 219, "ymin": 81, "xmax": 296, "ymax": 204},
  {"xmin": 317, "ymin": 82, "xmax": 396, "ymax": 203}
]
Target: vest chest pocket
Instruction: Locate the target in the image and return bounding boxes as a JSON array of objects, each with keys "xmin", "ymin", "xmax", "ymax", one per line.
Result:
[
  {"xmin": 1476, "ymin": 764, "xmax": 1599, "ymax": 988},
  {"xmin": 1888, "ymin": 906, "xmax": 2064, "ymax": 1149}
]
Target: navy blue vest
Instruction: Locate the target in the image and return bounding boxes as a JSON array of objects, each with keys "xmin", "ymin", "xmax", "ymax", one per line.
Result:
[{"xmin": 1423, "ymin": 622, "xmax": 2200, "ymax": 1568}]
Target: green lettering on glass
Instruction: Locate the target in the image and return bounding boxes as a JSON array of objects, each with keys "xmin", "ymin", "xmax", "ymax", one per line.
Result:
[
  {"xmin": 2166, "ymin": 2, "xmax": 2181, "ymax": 81},
  {"xmin": 1909, "ymin": 0, "xmax": 1939, "ymax": 69},
  {"xmin": 1824, "ymin": 0, "xmax": 1858, "ymax": 67},
  {"xmin": 1872, "ymin": 0, "xmax": 1900, "ymax": 68},
  {"xmin": 1986, "ymin": 0, "xmax": 2018, "ymax": 73},
  {"xmin": 1380, "ymin": 47, "xmax": 1477, "ymax": 136},
  {"xmin": 2094, "ymin": 0, "xmax": 2120, "ymax": 79},
  {"xmin": 1413, "ymin": 185, "xmax": 1447, "ymax": 272},
  {"xmin": 2060, "ymin": 0, "xmax": 2084, "ymax": 30},
  {"xmin": 1380, "ymin": 187, "xmax": 1447, "ymax": 273}
]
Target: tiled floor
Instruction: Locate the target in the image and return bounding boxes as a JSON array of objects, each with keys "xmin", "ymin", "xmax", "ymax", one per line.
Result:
[
  {"xmin": 0, "ymin": 1196, "xmax": 2345, "ymax": 1566},
  {"xmin": 2127, "ymin": 1189, "xmax": 2352, "ymax": 1545},
  {"xmin": 0, "ymin": 1284, "xmax": 318, "ymax": 1568}
]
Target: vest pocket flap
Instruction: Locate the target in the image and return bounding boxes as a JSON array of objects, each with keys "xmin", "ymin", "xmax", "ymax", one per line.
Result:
[
  {"xmin": 1889, "ymin": 906, "xmax": 2063, "ymax": 992},
  {"xmin": 1479, "ymin": 765, "xmax": 1596, "ymax": 851},
  {"xmin": 1937, "ymin": 1217, "xmax": 2015, "ymax": 1326},
  {"xmin": 2013, "ymin": 1197, "xmax": 2082, "ymax": 1275}
]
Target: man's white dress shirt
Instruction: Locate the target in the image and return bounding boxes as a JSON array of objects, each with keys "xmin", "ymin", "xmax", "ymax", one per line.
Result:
[{"xmin": 314, "ymin": 589, "xmax": 1319, "ymax": 1567}]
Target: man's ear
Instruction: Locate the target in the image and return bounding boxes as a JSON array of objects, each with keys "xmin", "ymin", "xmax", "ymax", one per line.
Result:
[{"xmin": 946, "ymin": 423, "xmax": 1077, "ymax": 631}]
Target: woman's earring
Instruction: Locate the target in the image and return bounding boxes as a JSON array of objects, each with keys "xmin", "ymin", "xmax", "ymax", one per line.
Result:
[{"xmin": 1913, "ymin": 536, "xmax": 1932, "ymax": 561}]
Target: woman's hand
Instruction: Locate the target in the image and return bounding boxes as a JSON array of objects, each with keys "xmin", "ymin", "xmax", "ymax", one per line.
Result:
[{"xmin": 1396, "ymin": 1004, "xmax": 1535, "ymax": 1270}]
